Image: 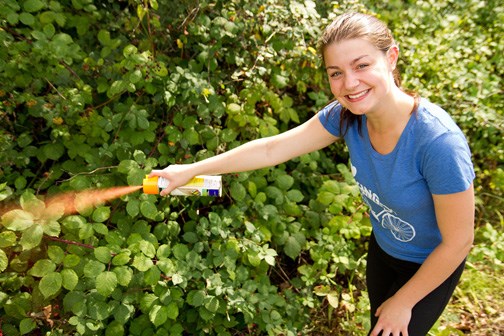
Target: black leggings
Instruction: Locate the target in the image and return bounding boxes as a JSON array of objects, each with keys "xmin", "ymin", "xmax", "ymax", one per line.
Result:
[{"xmin": 366, "ymin": 233, "xmax": 465, "ymax": 336}]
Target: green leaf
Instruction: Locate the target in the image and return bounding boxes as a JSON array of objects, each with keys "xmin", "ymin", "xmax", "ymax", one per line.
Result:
[
  {"xmin": 129, "ymin": 69, "xmax": 142, "ymax": 84},
  {"xmin": 113, "ymin": 266, "xmax": 133, "ymax": 287},
  {"xmin": 39, "ymin": 272, "xmax": 62, "ymax": 298},
  {"xmin": 63, "ymin": 254, "xmax": 81, "ymax": 268},
  {"xmin": 149, "ymin": 0, "xmax": 159, "ymax": 10},
  {"xmin": 42, "ymin": 219, "xmax": 61, "ymax": 236},
  {"xmin": 230, "ymin": 181, "xmax": 246, "ymax": 201},
  {"xmin": 172, "ymin": 244, "xmax": 189, "ymax": 260},
  {"xmin": 23, "ymin": 0, "xmax": 44, "ymax": 12},
  {"xmin": 166, "ymin": 301, "xmax": 179, "ymax": 320},
  {"xmin": 20, "ymin": 224, "xmax": 43, "ymax": 250},
  {"xmin": 139, "ymin": 241, "xmax": 156, "ymax": 258},
  {"xmin": 47, "ymin": 246, "xmax": 65, "ymax": 264},
  {"xmin": 98, "ymin": 29, "xmax": 111, "ymax": 46},
  {"xmin": 94, "ymin": 246, "xmax": 112, "ymax": 263},
  {"xmin": 0, "ymin": 249, "xmax": 8, "ymax": 272},
  {"xmin": 140, "ymin": 201, "xmax": 158, "ymax": 219},
  {"xmin": 286, "ymin": 189, "xmax": 304, "ymax": 202},
  {"xmin": 204, "ymin": 296, "xmax": 219, "ymax": 313},
  {"xmin": 61, "ymin": 269, "xmax": 79, "ymax": 290},
  {"xmin": 275, "ymin": 175, "xmax": 294, "ymax": 190},
  {"xmin": 284, "ymin": 235, "xmax": 302, "ymax": 260},
  {"xmin": 19, "ymin": 317, "xmax": 37, "ymax": 335},
  {"xmin": 29, "ymin": 259, "xmax": 56, "ymax": 277},
  {"xmin": 317, "ymin": 191, "xmax": 335, "ymax": 206},
  {"xmin": 132, "ymin": 255, "xmax": 153, "ymax": 272},
  {"xmin": 112, "ymin": 252, "xmax": 131, "ymax": 266},
  {"xmin": 92, "ymin": 206, "xmax": 110, "ymax": 223},
  {"xmin": 140, "ymin": 293, "xmax": 158, "ymax": 313},
  {"xmin": 123, "ymin": 44, "xmax": 138, "ymax": 57},
  {"xmin": 96, "ymin": 271, "xmax": 118, "ymax": 297},
  {"xmin": 108, "ymin": 80, "xmax": 127, "ymax": 97},
  {"xmin": 43, "ymin": 143, "xmax": 65, "ymax": 160},
  {"xmin": 126, "ymin": 199, "xmax": 140, "ymax": 217},
  {"xmin": 149, "ymin": 305, "xmax": 168, "ymax": 327},
  {"xmin": 2, "ymin": 210, "xmax": 34, "ymax": 231},
  {"xmin": 143, "ymin": 266, "xmax": 160, "ymax": 285},
  {"xmin": 187, "ymin": 290, "xmax": 206, "ymax": 307},
  {"xmin": 106, "ymin": 320, "xmax": 125, "ymax": 336},
  {"xmin": 171, "ymin": 273, "xmax": 184, "ymax": 285},
  {"xmin": 0, "ymin": 231, "xmax": 17, "ymax": 248},
  {"xmin": 84, "ymin": 260, "xmax": 106, "ymax": 278}
]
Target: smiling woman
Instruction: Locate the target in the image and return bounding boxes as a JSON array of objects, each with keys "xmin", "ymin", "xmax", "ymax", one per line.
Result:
[{"xmin": 149, "ymin": 11, "xmax": 475, "ymax": 336}]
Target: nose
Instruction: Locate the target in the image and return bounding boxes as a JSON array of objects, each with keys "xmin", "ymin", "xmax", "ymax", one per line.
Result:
[{"xmin": 344, "ymin": 73, "xmax": 359, "ymax": 90}]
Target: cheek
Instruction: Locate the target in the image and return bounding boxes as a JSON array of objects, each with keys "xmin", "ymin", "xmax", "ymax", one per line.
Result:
[{"xmin": 328, "ymin": 79, "xmax": 342, "ymax": 95}]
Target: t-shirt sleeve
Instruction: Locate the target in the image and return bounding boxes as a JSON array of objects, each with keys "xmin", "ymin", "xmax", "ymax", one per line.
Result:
[
  {"xmin": 317, "ymin": 101, "xmax": 343, "ymax": 137},
  {"xmin": 422, "ymin": 132, "xmax": 475, "ymax": 194}
]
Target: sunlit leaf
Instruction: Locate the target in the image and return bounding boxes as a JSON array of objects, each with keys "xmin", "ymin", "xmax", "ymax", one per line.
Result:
[
  {"xmin": 20, "ymin": 224, "xmax": 43, "ymax": 250},
  {"xmin": 96, "ymin": 271, "xmax": 118, "ymax": 297},
  {"xmin": 2, "ymin": 210, "xmax": 34, "ymax": 231},
  {"xmin": 39, "ymin": 272, "xmax": 62, "ymax": 298}
]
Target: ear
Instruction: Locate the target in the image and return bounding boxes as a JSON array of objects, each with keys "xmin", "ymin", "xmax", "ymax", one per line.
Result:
[{"xmin": 387, "ymin": 45, "xmax": 399, "ymax": 70}]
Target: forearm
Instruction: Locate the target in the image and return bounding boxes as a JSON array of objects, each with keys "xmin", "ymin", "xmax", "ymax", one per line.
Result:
[
  {"xmin": 393, "ymin": 239, "xmax": 472, "ymax": 309},
  {"xmin": 190, "ymin": 136, "xmax": 288, "ymax": 176}
]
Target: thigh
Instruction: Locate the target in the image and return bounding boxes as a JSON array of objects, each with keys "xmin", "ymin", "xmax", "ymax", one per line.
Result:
[
  {"xmin": 366, "ymin": 234, "xmax": 401, "ymax": 327},
  {"xmin": 407, "ymin": 259, "xmax": 466, "ymax": 336}
]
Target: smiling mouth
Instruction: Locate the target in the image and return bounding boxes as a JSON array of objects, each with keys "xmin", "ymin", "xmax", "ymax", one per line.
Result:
[{"xmin": 347, "ymin": 89, "xmax": 370, "ymax": 100}]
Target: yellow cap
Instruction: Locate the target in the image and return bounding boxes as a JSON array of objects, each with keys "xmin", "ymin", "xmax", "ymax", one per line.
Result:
[{"xmin": 143, "ymin": 175, "xmax": 159, "ymax": 194}]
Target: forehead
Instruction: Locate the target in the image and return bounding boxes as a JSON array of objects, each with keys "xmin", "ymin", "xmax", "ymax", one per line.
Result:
[{"xmin": 323, "ymin": 38, "xmax": 382, "ymax": 66}]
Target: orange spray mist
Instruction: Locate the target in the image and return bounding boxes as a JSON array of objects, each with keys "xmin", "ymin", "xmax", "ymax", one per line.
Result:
[
  {"xmin": 0, "ymin": 185, "xmax": 143, "ymax": 219},
  {"xmin": 45, "ymin": 185, "xmax": 143, "ymax": 217}
]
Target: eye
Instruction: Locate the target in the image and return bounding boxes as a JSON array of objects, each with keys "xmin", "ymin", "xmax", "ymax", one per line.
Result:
[
  {"xmin": 357, "ymin": 63, "xmax": 369, "ymax": 70},
  {"xmin": 329, "ymin": 70, "xmax": 342, "ymax": 78}
]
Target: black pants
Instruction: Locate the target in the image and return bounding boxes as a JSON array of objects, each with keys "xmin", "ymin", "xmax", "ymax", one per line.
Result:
[{"xmin": 366, "ymin": 233, "xmax": 465, "ymax": 336}]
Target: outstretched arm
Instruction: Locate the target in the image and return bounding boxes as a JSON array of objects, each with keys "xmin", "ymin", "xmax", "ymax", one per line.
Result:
[{"xmin": 149, "ymin": 114, "xmax": 338, "ymax": 195}]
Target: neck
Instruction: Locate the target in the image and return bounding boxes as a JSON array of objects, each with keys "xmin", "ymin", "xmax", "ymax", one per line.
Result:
[{"xmin": 366, "ymin": 89, "xmax": 416, "ymax": 134}]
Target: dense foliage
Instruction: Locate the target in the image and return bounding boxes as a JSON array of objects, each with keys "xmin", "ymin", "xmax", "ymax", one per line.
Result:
[{"xmin": 0, "ymin": 0, "xmax": 502, "ymax": 335}]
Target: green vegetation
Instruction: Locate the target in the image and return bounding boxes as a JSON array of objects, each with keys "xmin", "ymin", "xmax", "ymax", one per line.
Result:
[{"xmin": 0, "ymin": 0, "xmax": 502, "ymax": 335}]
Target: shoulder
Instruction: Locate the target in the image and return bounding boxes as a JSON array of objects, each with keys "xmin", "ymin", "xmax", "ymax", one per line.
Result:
[
  {"xmin": 414, "ymin": 98, "xmax": 463, "ymax": 136},
  {"xmin": 411, "ymin": 98, "xmax": 468, "ymax": 150},
  {"xmin": 317, "ymin": 100, "xmax": 343, "ymax": 136}
]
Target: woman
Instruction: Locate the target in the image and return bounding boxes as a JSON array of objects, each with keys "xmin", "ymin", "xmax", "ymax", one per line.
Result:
[{"xmin": 149, "ymin": 12, "xmax": 475, "ymax": 336}]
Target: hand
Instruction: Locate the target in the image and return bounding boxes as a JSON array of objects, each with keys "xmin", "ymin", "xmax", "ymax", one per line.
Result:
[
  {"xmin": 370, "ymin": 295, "xmax": 411, "ymax": 336},
  {"xmin": 148, "ymin": 164, "xmax": 196, "ymax": 196}
]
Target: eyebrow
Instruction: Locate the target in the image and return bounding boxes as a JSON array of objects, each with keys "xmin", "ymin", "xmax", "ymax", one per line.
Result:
[{"xmin": 325, "ymin": 55, "xmax": 370, "ymax": 70}]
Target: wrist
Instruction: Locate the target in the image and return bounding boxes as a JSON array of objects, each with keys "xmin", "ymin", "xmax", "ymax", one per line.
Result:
[{"xmin": 392, "ymin": 289, "xmax": 418, "ymax": 310}]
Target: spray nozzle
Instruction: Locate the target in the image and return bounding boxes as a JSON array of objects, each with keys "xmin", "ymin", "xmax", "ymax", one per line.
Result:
[{"xmin": 143, "ymin": 175, "xmax": 160, "ymax": 194}]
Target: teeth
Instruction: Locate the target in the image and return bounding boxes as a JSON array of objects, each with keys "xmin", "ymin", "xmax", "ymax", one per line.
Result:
[{"xmin": 348, "ymin": 90, "xmax": 368, "ymax": 99}]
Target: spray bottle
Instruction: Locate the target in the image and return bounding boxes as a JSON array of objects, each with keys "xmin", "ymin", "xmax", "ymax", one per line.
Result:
[{"xmin": 142, "ymin": 175, "xmax": 222, "ymax": 196}]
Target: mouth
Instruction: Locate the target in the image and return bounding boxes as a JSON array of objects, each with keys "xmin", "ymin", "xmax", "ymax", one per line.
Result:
[{"xmin": 346, "ymin": 89, "xmax": 370, "ymax": 101}]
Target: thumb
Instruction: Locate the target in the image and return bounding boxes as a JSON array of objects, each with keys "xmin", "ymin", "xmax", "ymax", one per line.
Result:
[
  {"xmin": 375, "ymin": 304, "xmax": 382, "ymax": 317},
  {"xmin": 148, "ymin": 169, "xmax": 163, "ymax": 178}
]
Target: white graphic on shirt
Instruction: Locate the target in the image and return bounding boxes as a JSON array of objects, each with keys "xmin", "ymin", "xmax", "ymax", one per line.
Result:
[{"xmin": 351, "ymin": 164, "xmax": 416, "ymax": 242}]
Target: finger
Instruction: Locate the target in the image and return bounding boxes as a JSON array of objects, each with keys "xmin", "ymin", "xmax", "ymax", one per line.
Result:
[
  {"xmin": 375, "ymin": 305, "xmax": 382, "ymax": 317},
  {"xmin": 148, "ymin": 170, "xmax": 163, "ymax": 178},
  {"xmin": 159, "ymin": 185, "xmax": 172, "ymax": 196},
  {"xmin": 369, "ymin": 325, "xmax": 381, "ymax": 336}
]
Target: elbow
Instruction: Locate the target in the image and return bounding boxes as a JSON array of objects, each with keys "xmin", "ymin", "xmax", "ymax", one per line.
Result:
[
  {"xmin": 463, "ymin": 230, "xmax": 475, "ymax": 256},
  {"xmin": 442, "ymin": 230, "xmax": 474, "ymax": 259},
  {"xmin": 456, "ymin": 229, "xmax": 474, "ymax": 258}
]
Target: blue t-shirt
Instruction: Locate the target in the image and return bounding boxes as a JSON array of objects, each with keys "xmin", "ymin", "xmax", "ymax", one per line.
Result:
[{"xmin": 318, "ymin": 98, "xmax": 475, "ymax": 263}]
